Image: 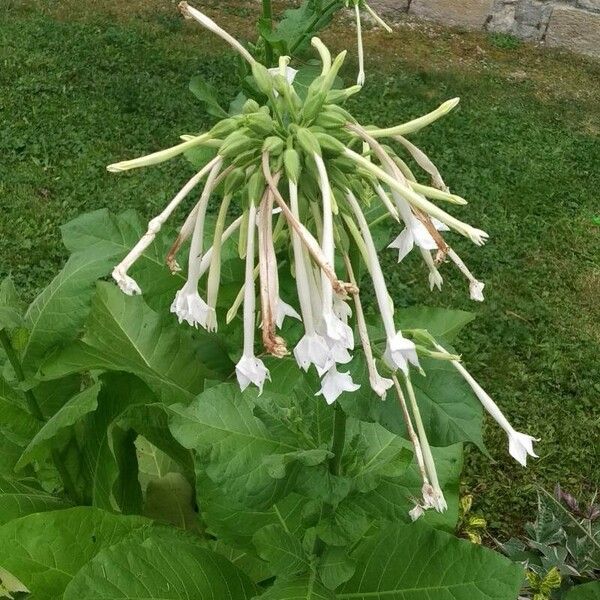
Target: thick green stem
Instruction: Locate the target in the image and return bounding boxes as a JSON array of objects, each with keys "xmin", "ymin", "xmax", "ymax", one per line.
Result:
[
  {"xmin": 0, "ymin": 328, "xmax": 81, "ymax": 504},
  {"xmin": 329, "ymin": 403, "xmax": 347, "ymax": 476},
  {"xmin": 262, "ymin": 0, "xmax": 274, "ymax": 66}
]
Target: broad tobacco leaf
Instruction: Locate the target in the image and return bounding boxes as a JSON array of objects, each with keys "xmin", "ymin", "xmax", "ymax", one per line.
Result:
[
  {"xmin": 0, "ymin": 476, "xmax": 68, "ymax": 525},
  {"xmin": 354, "ymin": 443, "xmax": 464, "ymax": 532},
  {"xmin": 62, "ymin": 530, "xmax": 258, "ymax": 600},
  {"xmin": 256, "ymin": 575, "xmax": 335, "ymax": 600},
  {"xmin": 170, "ymin": 383, "xmax": 309, "ymax": 509},
  {"xmin": 253, "ymin": 523, "xmax": 310, "ymax": 577},
  {"xmin": 566, "ymin": 582, "xmax": 600, "ymax": 600},
  {"xmin": 39, "ymin": 282, "xmax": 233, "ymax": 404},
  {"xmin": 0, "ymin": 277, "xmax": 23, "ymax": 330},
  {"xmin": 0, "ymin": 507, "xmax": 151, "ymax": 598},
  {"xmin": 337, "ymin": 522, "xmax": 523, "ymax": 600},
  {"xmin": 16, "ymin": 382, "xmax": 101, "ymax": 470}
]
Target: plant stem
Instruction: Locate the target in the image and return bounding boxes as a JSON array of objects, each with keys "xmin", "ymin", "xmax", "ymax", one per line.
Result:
[
  {"xmin": 329, "ymin": 403, "xmax": 347, "ymax": 476},
  {"xmin": 262, "ymin": 0, "xmax": 274, "ymax": 66},
  {"xmin": 0, "ymin": 328, "xmax": 81, "ymax": 503}
]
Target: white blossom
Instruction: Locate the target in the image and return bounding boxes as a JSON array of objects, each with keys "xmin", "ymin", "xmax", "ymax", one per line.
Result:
[
  {"xmin": 236, "ymin": 354, "xmax": 271, "ymax": 395},
  {"xmin": 316, "ymin": 365, "xmax": 360, "ymax": 405}
]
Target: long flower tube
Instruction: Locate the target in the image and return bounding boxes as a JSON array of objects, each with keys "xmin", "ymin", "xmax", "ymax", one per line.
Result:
[
  {"xmin": 236, "ymin": 200, "xmax": 270, "ymax": 394},
  {"xmin": 170, "ymin": 158, "xmax": 223, "ymax": 328},
  {"xmin": 112, "ymin": 156, "xmax": 221, "ymax": 295},
  {"xmin": 354, "ymin": 3, "xmax": 365, "ymax": 86},
  {"xmin": 435, "ymin": 342, "xmax": 538, "ymax": 466},
  {"xmin": 345, "ymin": 190, "xmax": 418, "ymax": 374},
  {"xmin": 447, "ymin": 248, "xmax": 485, "ymax": 302},
  {"xmin": 394, "ymin": 135, "xmax": 448, "ymax": 192},
  {"xmin": 403, "ymin": 374, "xmax": 447, "ymax": 512},
  {"xmin": 344, "ymin": 256, "xmax": 393, "ymax": 397}
]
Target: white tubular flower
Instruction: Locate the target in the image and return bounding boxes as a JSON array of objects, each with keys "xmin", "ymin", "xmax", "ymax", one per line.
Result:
[
  {"xmin": 346, "ymin": 190, "xmax": 419, "ymax": 374},
  {"xmin": 171, "ymin": 283, "xmax": 212, "ymax": 328},
  {"xmin": 419, "ymin": 248, "xmax": 444, "ymax": 291},
  {"xmin": 354, "ymin": 3, "xmax": 365, "ymax": 86},
  {"xmin": 437, "ymin": 342, "xmax": 538, "ymax": 466},
  {"xmin": 316, "ymin": 365, "xmax": 360, "ymax": 405},
  {"xmin": 235, "ymin": 202, "xmax": 271, "ymax": 394},
  {"xmin": 314, "ymin": 154, "xmax": 354, "ymax": 355},
  {"xmin": 268, "ymin": 65, "xmax": 298, "ymax": 86},
  {"xmin": 236, "ymin": 354, "xmax": 271, "ymax": 395},
  {"xmin": 345, "ymin": 255, "xmax": 393, "ymax": 399},
  {"xmin": 178, "ymin": 2, "xmax": 255, "ymax": 65},
  {"xmin": 112, "ymin": 159, "xmax": 219, "ymax": 294},
  {"xmin": 447, "ymin": 249, "xmax": 485, "ymax": 302},
  {"xmin": 171, "ymin": 158, "xmax": 223, "ymax": 329},
  {"xmin": 289, "ymin": 180, "xmax": 333, "ymax": 375},
  {"xmin": 388, "ymin": 220, "xmax": 438, "ymax": 263}
]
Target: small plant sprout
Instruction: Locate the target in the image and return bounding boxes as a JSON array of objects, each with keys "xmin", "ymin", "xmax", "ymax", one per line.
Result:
[{"xmin": 107, "ymin": 4, "xmax": 538, "ymax": 489}]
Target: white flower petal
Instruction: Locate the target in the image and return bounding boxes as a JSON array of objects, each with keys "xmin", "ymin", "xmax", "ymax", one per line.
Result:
[
  {"xmin": 294, "ymin": 333, "xmax": 332, "ymax": 373},
  {"xmin": 268, "ymin": 66, "xmax": 298, "ymax": 85},
  {"xmin": 409, "ymin": 504, "xmax": 425, "ymax": 521},
  {"xmin": 469, "ymin": 280, "xmax": 485, "ymax": 302},
  {"xmin": 316, "ymin": 366, "xmax": 360, "ymax": 405},
  {"xmin": 333, "ymin": 296, "xmax": 353, "ymax": 322},
  {"xmin": 384, "ymin": 332, "xmax": 419, "ymax": 372},
  {"xmin": 431, "ymin": 217, "xmax": 450, "ymax": 232},
  {"xmin": 508, "ymin": 431, "xmax": 539, "ymax": 467},
  {"xmin": 322, "ymin": 312, "xmax": 354, "ymax": 350},
  {"xmin": 429, "ymin": 270, "xmax": 444, "ymax": 291},
  {"xmin": 170, "ymin": 286, "xmax": 213, "ymax": 329},
  {"xmin": 276, "ymin": 299, "xmax": 301, "ymax": 329},
  {"xmin": 235, "ymin": 354, "xmax": 270, "ymax": 395},
  {"xmin": 113, "ymin": 269, "xmax": 142, "ymax": 296},
  {"xmin": 412, "ymin": 221, "xmax": 438, "ymax": 252},
  {"xmin": 388, "ymin": 228, "xmax": 414, "ymax": 263},
  {"xmin": 369, "ymin": 372, "xmax": 394, "ymax": 398}
]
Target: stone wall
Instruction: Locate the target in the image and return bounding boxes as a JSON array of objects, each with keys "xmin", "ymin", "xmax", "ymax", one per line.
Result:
[{"xmin": 369, "ymin": 0, "xmax": 600, "ymax": 59}]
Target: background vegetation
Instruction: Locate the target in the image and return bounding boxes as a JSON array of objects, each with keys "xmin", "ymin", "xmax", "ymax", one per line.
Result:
[{"xmin": 2, "ymin": 0, "xmax": 599, "ymax": 537}]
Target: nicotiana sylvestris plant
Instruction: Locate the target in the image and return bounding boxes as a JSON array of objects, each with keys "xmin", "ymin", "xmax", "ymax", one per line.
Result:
[{"xmin": 107, "ymin": 2, "xmax": 538, "ymax": 519}]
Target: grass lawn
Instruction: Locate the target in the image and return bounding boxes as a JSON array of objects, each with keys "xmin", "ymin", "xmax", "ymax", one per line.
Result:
[{"xmin": 2, "ymin": 0, "xmax": 599, "ymax": 537}]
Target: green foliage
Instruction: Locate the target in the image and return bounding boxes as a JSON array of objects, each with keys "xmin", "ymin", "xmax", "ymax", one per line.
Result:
[{"xmin": 566, "ymin": 582, "xmax": 600, "ymax": 600}]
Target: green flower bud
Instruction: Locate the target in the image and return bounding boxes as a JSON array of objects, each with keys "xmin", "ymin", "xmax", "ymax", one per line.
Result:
[
  {"xmin": 219, "ymin": 135, "xmax": 259, "ymax": 159},
  {"xmin": 209, "ymin": 116, "xmax": 241, "ymax": 139},
  {"xmin": 262, "ymin": 136, "xmax": 285, "ymax": 155},
  {"xmin": 302, "ymin": 91, "xmax": 327, "ymax": 124},
  {"xmin": 312, "ymin": 131, "xmax": 346, "ymax": 156},
  {"xmin": 314, "ymin": 110, "xmax": 348, "ymax": 129},
  {"xmin": 245, "ymin": 112, "xmax": 274, "ymax": 136},
  {"xmin": 247, "ymin": 170, "xmax": 266, "ymax": 205},
  {"xmin": 242, "ymin": 99, "xmax": 261, "ymax": 114},
  {"xmin": 295, "ymin": 127, "xmax": 322, "ymax": 157},
  {"xmin": 284, "ymin": 148, "xmax": 301, "ymax": 183},
  {"xmin": 223, "ymin": 168, "xmax": 246, "ymax": 196},
  {"xmin": 251, "ymin": 62, "xmax": 274, "ymax": 96},
  {"xmin": 326, "ymin": 85, "xmax": 362, "ymax": 103}
]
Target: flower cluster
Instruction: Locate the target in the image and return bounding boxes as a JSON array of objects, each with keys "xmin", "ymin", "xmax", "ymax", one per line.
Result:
[{"xmin": 108, "ymin": 2, "xmax": 538, "ymax": 518}]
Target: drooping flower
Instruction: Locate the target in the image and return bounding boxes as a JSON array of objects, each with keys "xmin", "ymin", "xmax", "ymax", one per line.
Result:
[{"xmin": 316, "ymin": 365, "xmax": 360, "ymax": 405}]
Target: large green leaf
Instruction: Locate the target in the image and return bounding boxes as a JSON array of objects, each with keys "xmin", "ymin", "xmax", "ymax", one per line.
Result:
[
  {"xmin": 396, "ymin": 306, "xmax": 475, "ymax": 342},
  {"xmin": 0, "ymin": 476, "xmax": 68, "ymax": 525},
  {"xmin": 253, "ymin": 524, "xmax": 309, "ymax": 577},
  {"xmin": 16, "ymin": 382, "xmax": 101, "ymax": 470},
  {"xmin": 0, "ymin": 507, "xmax": 150, "ymax": 599},
  {"xmin": 257, "ymin": 575, "xmax": 335, "ymax": 600},
  {"xmin": 337, "ymin": 522, "xmax": 523, "ymax": 599},
  {"xmin": 0, "ymin": 277, "xmax": 23, "ymax": 330},
  {"xmin": 340, "ymin": 356, "xmax": 484, "ymax": 450},
  {"xmin": 63, "ymin": 532, "xmax": 258, "ymax": 600},
  {"xmin": 39, "ymin": 282, "xmax": 233, "ymax": 404},
  {"xmin": 566, "ymin": 582, "xmax": 600, "ymax": 599},
  {"xmin": 189, "ymin": 75, "xmax": 229, "ymax": 118},
  {"xmin": 355, "ymin": 443, "xmax": 463, "ymax": 531},
  {"xmin": 0, "ymin": 376, "xmax": 39, "ymax": 476},
  {"xmin": 20, "ymin": 253, "xmax": 115, "ymax": 376},
  {"xmin": 170, "ymin": 383, "xmax": 303, "ymax": 508}
]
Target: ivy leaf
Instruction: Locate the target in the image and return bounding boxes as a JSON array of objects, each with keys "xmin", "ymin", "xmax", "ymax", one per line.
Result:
[
  {"xmin": 169, "ymin": 383, "xmax": 304, "ymax": 508},
  {"xmin": 63, "ymin": 532, "xmax": 258, "ymax": 600},
  {"xmin": 0, "ymin": 277, "xmax": 23, "ymax": 331},
  {"xmin": 318, "ymin": 546, "xmax": 356, "ymax": 591},
  {"xmin": 256, "ymin": 575, "xmax": 335, "ymax": 600},
  {"xmin": 337, "ymin": 522, "xmax": 523, "ymax": 599},
  {"xmin": 16, "ymin": 382, "xmax": 101, "ymax": 470},
  {"xmin": 0, "ymin": 476, "xmax": 68, "ymax": 525},
  {"xmin": 39, "ymin": 283, "xmax": 233, "ymax": 404},
  {"xmin": 189, "ymin": 74, "xmax": 229, "ymax": 119},
  {"xmin": 0, "ymin": 507, "xmax": 151, "ymax": 598},
  {"xmin": 253, "ymin": 524, "xmax": 310, "ymax": 577}
]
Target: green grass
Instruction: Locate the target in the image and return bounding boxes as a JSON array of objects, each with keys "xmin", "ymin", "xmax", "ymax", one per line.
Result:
[{"xmin": 2, "ymin": 2, "xmax": 599, "ymax": 537}]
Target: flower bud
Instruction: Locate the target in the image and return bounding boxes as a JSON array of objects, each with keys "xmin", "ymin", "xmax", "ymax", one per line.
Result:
[
  {"xmin": 312, "ymin": 132, "xmax": 346, "ymax": 156},
  {"xmin": 262, "ymin": 136, "xmax": 285, "ymax": 155},
  {"xmin": 251, "ymin": 62, "xmax": 274, "ymax": 96},
  {"xmin": 295, "ymin": 127, "xmax": 322, "ymax": 157},
  {"xmin": 242, "ymin": 98, "xmax": 261, "ymax": 114},
  {"xmin": 223, "ymin": 168, "xmax": 246, "ymax": 196},
  {"xmin": 284, "ymin": 148, "xmax": 302, "ymax": 183}
]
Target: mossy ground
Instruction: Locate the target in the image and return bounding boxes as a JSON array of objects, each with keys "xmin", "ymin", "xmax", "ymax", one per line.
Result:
[{"xmin": 2, "ymin": 0, "xmax": 599, "ymax": 538}]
